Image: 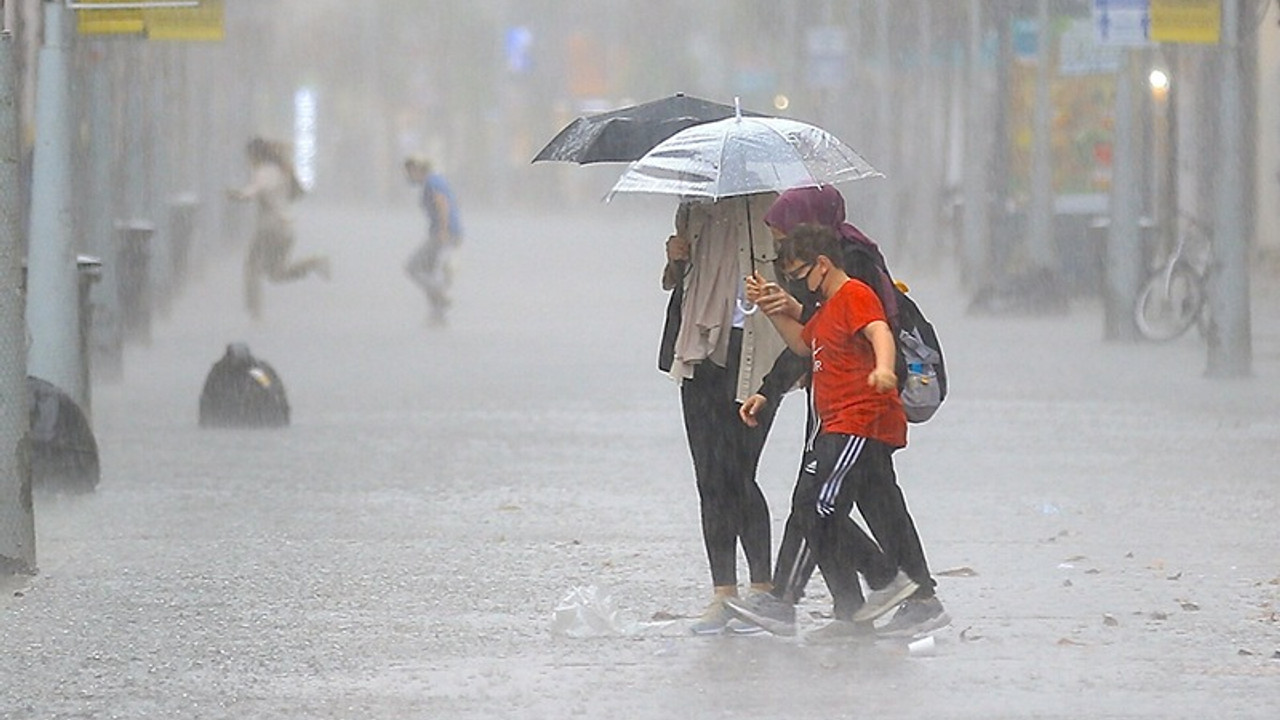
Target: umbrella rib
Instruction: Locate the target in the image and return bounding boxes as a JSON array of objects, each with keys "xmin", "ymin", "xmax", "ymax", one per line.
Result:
[{"xmin": 714, "ymin": 118, "xmax": 736, "ymax": 201}]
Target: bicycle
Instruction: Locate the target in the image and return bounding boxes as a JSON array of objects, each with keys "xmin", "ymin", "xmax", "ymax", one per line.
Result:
[{"xmin": 1134, "ymin": 216, "xmax": 1213, "ymax": 342}]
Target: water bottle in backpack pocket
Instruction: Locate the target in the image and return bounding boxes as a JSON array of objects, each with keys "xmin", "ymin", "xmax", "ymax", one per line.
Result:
[
  {"xmin": 892, "ymin": 289, "xmax": 947, "ymax": 424},
  {"xmin": 898, "ymin": 328, "xmax": 943, "ymax": 423}
]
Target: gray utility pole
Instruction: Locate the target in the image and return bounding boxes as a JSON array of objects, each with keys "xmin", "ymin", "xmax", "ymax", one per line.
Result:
[
  {"xmin": 961, "ymin": 0, "xmax": 990, "ymax": 289},
  {"xmin": 873, "ymin": 0, "xmax": 893, "ymax": 243},
  {"xmin": 1027, "ymin": 0, "xmax": 1056, "ymax": 271},
  {"xmin": 1206, "ymin": 0, "xmax": 1251, "ymax": 377},
  {"xmin": 83, "ymin": 37, "xmax": 123, "ymax": 382},
  {"xmin": 1105, "ymin": 50, "xmax": 1145, "ymax": 341},
  {"xmin": 0, "ymin": 18, "xmax": 36, "ymax": 576},
  {"xmin": 25, "ymin": 1, "xmax": 83, "ymax": 408}
]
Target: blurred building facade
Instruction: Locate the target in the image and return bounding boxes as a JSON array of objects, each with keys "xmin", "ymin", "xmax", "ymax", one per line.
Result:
[{"xmin": 8, "ymin": 0, "xmax": 1280, "ymax": 297}]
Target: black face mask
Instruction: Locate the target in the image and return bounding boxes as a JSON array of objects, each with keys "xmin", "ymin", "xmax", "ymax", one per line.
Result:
[{"xmin": 785, "ymin": 276, "xmax": 822, "ymax": 310}]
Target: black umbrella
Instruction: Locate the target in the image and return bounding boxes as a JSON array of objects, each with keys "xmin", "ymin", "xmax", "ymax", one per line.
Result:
[{"xmin": 532, "ymin": 93, "xmax": 769, "ymax": 164}]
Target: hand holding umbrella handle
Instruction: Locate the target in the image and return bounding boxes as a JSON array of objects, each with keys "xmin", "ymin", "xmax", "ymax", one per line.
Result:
[{"xmin": 740, "ymin": 270, "xmax": 772, "ymax": 316}]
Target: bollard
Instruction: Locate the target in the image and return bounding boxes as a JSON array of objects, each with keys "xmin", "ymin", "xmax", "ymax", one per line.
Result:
[
  {"xmin": 167, "ymin": 194, "xmax": 199, "ymax": 296},
  {"xmin": 115, "ymin": 220, "xmax": 154, "ymax": 346},
  {"xmin": 75, "ymin": 255, "xmax": 101, "ymax": 422}
]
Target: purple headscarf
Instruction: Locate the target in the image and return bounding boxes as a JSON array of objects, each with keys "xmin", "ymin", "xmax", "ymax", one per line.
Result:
[{"xmin": 763, "ymin": 184, "xmax": 897, "ymax": 318}]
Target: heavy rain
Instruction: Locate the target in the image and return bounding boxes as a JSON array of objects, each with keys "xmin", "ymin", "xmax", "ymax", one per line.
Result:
[{"xmin": 1, "ymin": 1, "xmax": 1279, "ymax": 718}]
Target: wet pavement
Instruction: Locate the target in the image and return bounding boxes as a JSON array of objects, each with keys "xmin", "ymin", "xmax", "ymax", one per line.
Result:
[{"xmin": 2, "ymin": 200, "xmax": 1279, "ymax": 719}]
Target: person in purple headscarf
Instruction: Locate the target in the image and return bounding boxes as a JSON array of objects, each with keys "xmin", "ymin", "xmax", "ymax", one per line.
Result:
[
  {"xmin": 723, "ymin": 185, "xmax": 950, "ymax": 640},
  {"xmin": 760, "ymin": 183, "xmax": 897, "ymax": 319}
]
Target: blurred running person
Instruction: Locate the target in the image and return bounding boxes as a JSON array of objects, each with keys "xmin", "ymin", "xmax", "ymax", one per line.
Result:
[
  {"xmin": 404, "ymin": 156, "xmax": 463, "ymax": 327},
  {"xmin": 229, "ymin": 137, "xmax": 330, "ymax": 321}
]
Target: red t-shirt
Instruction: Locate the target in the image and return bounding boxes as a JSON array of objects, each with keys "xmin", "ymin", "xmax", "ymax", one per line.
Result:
[{"xmin": 801, "ymin": 279, "xmax": 907, "ymax": 448}]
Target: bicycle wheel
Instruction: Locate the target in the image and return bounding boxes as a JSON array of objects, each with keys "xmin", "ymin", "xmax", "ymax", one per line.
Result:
[{"xmin": 1134, "ymin": 262, "xmax": 1205, "ymax": 341}]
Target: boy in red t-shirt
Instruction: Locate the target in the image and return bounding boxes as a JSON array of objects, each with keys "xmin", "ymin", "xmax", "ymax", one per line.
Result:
[{"xmin": 731, "ymin": 223, "xmax": 920, "ymax": 640}]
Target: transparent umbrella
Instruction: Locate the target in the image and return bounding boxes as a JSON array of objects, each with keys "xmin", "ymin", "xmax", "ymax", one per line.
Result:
[{"xmin": 606, "ymin": 113, "xmax": 882, "ymax": 201}]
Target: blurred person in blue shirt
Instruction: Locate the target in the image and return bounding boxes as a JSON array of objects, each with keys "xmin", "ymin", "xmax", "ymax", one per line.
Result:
[{"xmin": 404, "ymin": 156, "xmax": 463, "ymax": 327}]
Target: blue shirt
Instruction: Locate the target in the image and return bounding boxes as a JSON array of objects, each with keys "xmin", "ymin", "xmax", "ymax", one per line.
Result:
[{"xmin": 421, "ymin": 172, "xmax": 463, "ymax": 238}]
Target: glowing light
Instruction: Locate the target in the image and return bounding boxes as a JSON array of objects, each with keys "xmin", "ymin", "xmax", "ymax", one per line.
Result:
[
  {"xmin": 293, "ymin": 87, "xmax": 317, "ymax": 191},
  {"xmin": 773, "ymin": 94, "xmax": 790, "ymax": 111},
  {"xmin": 1149, "ymin": 69, "xmax": 1170, "ymax": 93}
]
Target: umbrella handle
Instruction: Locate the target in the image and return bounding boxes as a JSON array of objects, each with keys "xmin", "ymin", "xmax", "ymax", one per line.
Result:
[{"xmin": 738, "ymin": 298, "xmax": 759, "ymax": 316}]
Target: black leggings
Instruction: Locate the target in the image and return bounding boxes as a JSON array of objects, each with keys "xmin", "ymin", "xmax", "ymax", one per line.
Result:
[{"xmin": 680, "ymin": 331, "xmax": 778, "ymax": 588}]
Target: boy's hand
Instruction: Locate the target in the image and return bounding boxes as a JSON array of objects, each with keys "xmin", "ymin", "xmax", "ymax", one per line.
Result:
[
  {"xmin": 746, "ymin": 271, "xmax": 802, "ymax": 319},
  {"xmin": 866, "ymin": 368, "xmax": 897, "ymax": 393},
  {"xmin": 739, "ymin": 394, "xmax": 768, "ymax": 427},
  {"xmin": 758, "ymin": 289, "xmax": 802, "ymax": 321}
]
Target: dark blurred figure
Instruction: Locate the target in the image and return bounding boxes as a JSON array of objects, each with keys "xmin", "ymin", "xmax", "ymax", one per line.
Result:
[
  {"xmin": 198, "ymin": 343, "xmax": 290, "ymax": 428},
  {"xmin": 404, "ymin": 156, "xmax": 464, "ymax": 327},
  {"xmin": 28, "ymin": 376, "xmax": 100, "ymax": 493},
  {"xmin": 228, "ymin": 137, "xmax": 330, "ymax": 321}
]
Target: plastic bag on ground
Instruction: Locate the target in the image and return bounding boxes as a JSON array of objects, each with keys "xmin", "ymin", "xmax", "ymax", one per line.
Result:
[{"xmin": 549, "ymin": 585, "xmax": 643, "ymax": 638}]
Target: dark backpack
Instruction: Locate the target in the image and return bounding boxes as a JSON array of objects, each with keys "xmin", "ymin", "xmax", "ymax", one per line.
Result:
[
  {"xmin": 198, "ymin": 343, "xmax": 291, "ymax": 428},
  {"xmin": 891, "ymin": 286, "xmax": 947, "ymax": 423},
  {"xmin": 838, "ymin": 242, "xmax": 948, "ymax": 423}
]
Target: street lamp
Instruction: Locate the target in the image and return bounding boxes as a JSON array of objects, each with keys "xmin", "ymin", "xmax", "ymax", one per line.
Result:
[{"xmin": 1148, "ymin": 68, "xmax": 1170, "ymax": 100}]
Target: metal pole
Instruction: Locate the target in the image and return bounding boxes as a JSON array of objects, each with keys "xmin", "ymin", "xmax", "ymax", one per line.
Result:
[
  {"xmin": 84, "ymin": 36, "xmax": 122, "ymax": 382},
  {"xmin": 0, "ymin": 19, "xmax": 36, "ymax": 576},
  {"xmin": 1206, "ymin": 0, "xmax": 1252, "ymax": 377},
  {"xmin": 909, "ymin": 0, "xmax": 936, "ymax": 265},
  {"xmin": 1027, "ymin": 0, "xmax": 1055, "ymax": 270},
  {"xmin": 25, "ymin": 0, "xmax": 82, "ymax": 406},
  {"xmin": 961, "ymin": 0, "xmax": 990, "ymax": 289},
  {"xmin": 1105, "ymin": 50, "xmax": 1144, "ymax": 341},
  {"xmin": 873, "ymin": 0, "xmax": 892, "ymax": 242}
]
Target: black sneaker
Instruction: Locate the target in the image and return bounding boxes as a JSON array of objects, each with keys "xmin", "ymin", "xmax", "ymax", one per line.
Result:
[
  {"xmin": 877, "ymin": 596, "xmax": 951, "ymax": 638},
  {"xmin": 723, "ymin": 592, "xmax": 797, "ymax": 637}
]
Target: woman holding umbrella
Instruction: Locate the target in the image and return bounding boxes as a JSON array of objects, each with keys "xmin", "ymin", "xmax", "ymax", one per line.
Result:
[{"xmin": 659, "ymin": 190, "xmax": 790, "ymax": 635}]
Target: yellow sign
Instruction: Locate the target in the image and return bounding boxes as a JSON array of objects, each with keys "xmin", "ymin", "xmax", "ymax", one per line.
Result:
[
  {"xmin": 144, "ymin": 0, "xmax": 224, "ymax": 42},
  {"xmin": 76, "ymin": 0, "xmax": 144, "ymax": 35},
  {"xmin": 75, "ymin": 0, "xmax": 224, "ymax": 42},
  {"xmin": 1151, "ymin": 0, "xmax": 1221, "ymax": 44}
]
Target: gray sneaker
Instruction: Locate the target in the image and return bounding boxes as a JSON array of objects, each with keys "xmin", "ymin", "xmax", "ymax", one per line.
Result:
[
  {"xmin": 851, "ymin": 571, "xmax": 920, "ymax": 623},
  {"xmin": 805, "ymin": 618, "xmax": 875, "ymax": 644},
  {"xmin": 723, "ymin": 592, "xmax": 797, "ymax": 637},
  {"xmin": 877, "ymin": 596, "xmax": 951, "ymax": 638},
  {"xmin": 688, "ymin": 598, "xmax": 733, "ymax": 636},
  {"xmin": 725, "ymin": 617, "xmax": 767, "ymax": 636}
]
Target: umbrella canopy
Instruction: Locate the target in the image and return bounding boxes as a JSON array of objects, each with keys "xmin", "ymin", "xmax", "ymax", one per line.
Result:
[
  {"xmin": 531, "ymin": 93, "xmax": 768, "ymax": 164},
  {"xmin": 606, "ymin": 115, "xmax": 882, "ymax": 201}
]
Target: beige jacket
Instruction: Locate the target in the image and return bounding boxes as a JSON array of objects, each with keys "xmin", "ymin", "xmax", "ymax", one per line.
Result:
[{"xmin": 668, "ymin": 193, "xmax": 787, "ymax": 403}]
